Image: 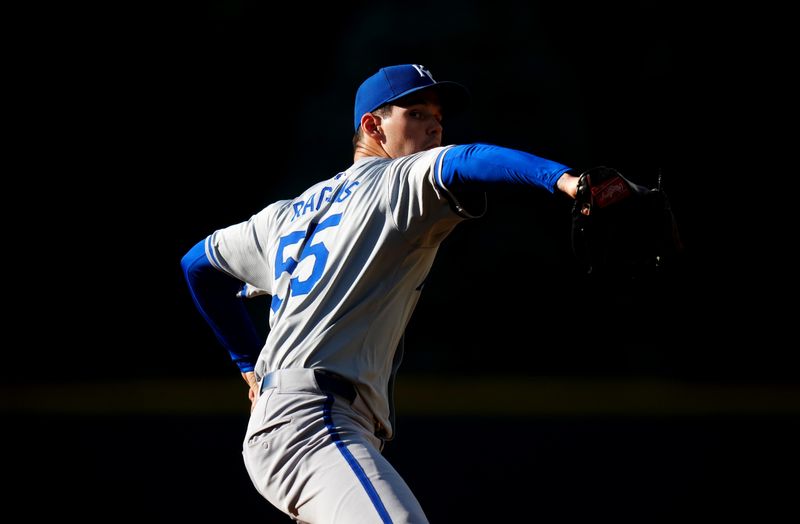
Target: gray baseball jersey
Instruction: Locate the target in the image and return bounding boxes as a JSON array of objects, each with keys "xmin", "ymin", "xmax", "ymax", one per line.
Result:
[{"xmin": 205, "ymin": 145, "xmax": 481, "ymax": 438}]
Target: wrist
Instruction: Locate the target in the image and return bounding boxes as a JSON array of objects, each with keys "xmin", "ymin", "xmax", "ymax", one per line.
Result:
[
  {"xmin": 556, "ymin": 172, "xmax": 579, "ymax": 199},
  {"xmin": 241, "ymin": 371, "xmax": 257, "ymax": 388}
]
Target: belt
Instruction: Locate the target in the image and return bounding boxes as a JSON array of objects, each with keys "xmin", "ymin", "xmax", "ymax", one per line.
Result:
[{"xmin": 260, "ymin": 369, "xmax": 357, "ymax": 403}]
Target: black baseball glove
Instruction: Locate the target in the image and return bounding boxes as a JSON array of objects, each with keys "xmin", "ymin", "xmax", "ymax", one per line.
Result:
[{"xmin": 571, "ymin": 166, "xmax": 683, "ymax": 278}]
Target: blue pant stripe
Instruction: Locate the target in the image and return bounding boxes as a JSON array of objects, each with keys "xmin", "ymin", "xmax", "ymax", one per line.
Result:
[{"xmin": 322, "ymin": 395, "xmax": 393, "ymax": 524}]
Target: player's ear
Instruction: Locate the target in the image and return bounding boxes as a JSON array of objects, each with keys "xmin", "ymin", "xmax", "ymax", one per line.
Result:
[{"xmin": 362, "ymin": 113, "xmax": 384, "ymax": 141}]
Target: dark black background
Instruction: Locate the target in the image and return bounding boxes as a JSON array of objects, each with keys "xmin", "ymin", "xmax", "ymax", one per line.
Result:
[
  {"xmin": 11, "ymin": 0, "xmax": 790, "ymax": 383},
  {"xmin": 6, "ymin": 1, "xmax": 796, "ymax": 521}
]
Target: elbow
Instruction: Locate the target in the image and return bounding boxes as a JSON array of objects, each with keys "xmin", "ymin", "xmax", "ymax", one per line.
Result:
[
  {"xmin": 180, "ymin": 250, "xmax": 192, "ymax": 278},
  {"xmin": 181, "ymin": 239, "xmax": 209, "ymax": 284}
]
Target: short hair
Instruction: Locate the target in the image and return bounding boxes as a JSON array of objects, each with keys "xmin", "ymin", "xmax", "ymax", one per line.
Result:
[{"xmin": 352, "ymin": 104, "xmax": 394, "ymax": 152}]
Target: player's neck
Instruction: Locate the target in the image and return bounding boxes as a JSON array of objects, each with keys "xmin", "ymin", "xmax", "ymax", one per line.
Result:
[{"xmin": 353, "ymin": 140, "xmax": 390, "ymax": 162}]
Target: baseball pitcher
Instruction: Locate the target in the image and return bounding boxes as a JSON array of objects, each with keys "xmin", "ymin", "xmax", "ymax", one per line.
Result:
[{"xmin": 181, "ymin": 64, "xmax": 675, "ymax": 523}]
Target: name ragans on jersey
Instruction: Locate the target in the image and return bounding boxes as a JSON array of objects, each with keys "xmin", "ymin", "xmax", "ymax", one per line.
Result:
[{"xmin": 290, "ymin": 178, "xmax": 361, "ymax": 222}]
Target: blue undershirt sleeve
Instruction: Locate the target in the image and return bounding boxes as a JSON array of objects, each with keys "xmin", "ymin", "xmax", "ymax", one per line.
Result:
[
  {"xmin": 181, "ymin": 239, "xmax": 262, "ymax": 373},
  {"xmin": 440, "ymin": 143, "xmax": 571, "ymax": 194}
]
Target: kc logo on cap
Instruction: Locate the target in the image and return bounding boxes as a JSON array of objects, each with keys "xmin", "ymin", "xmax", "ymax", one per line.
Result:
[
  {"xmin": 353, "ymin": 64, "xmax": 470, "ymax": 132},
  {"xmin": 410, "ymin": 64, "xmax": 435, "ymax": 82}
]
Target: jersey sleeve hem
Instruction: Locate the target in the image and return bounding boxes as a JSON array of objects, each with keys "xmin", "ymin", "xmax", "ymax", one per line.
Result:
[
  {"xmin": 205, "ymin": 233, "xmax": 238, "ymax": 278},
  {"xmin": 433, "ymin": 147, "xmax": 487, "ymax": 219}
]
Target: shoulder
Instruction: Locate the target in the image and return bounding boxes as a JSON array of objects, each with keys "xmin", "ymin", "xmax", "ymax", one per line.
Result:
[
  {"xmin": 395, "ymin": 146, "xmax": 455, "ymax": 168},
  {"xmin": 383, "ymin": 146, "xmax": 458, "ymax": 186}
]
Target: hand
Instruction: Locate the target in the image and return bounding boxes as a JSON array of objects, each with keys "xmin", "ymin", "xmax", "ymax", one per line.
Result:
[{"xmin": 241, "ymin": 371, "xmax": 258, "ymax": 412}]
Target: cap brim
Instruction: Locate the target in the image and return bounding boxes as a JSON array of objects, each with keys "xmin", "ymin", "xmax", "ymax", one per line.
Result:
[{"xmin": 381, "ymin": 81, "xmax": 471, "ymax": 116}]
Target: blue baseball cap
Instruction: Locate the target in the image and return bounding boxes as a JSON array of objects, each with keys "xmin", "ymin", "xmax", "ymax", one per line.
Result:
[{"xmin": 353, "ymin": 64, "xmax": 470, "ymax": 132}]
